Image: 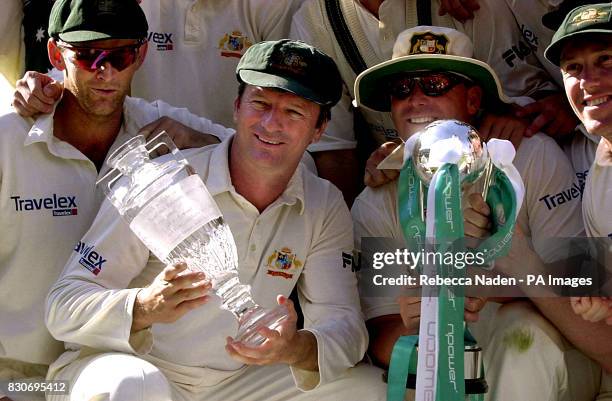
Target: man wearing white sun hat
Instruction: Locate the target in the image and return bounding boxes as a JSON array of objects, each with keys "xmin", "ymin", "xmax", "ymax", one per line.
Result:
[{"xmin": 350, "ymin": 25, "xmax": 589, "ymax": 400}]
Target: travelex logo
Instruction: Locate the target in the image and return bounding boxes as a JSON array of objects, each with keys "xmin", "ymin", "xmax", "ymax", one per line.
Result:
[
  {"xmin": 74, "ymin": 241, "xmax": 106, "ymax": 276},
  {"xmin": 538, "ymin": 182, "xmax": 582, "ymax": 210},
  {"xmin": 147, "ymin": 31, "xmax": 173, "ymax": 51},
  {"xmin": 12, "ymin": 194, "xmax": 77, "ymax": 217}
]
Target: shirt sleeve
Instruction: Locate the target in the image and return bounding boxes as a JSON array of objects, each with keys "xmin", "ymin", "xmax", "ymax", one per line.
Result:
[
  {"xmin": 351, "ymin": 184, "xmax": 403, "ymax": 320},
  {"xmin": 252, "ymin": 0, "xmax": 304, "ymax": 41},
  {"xmin": 125, "ymin": 96, "xmax": 235, "ymax": 142},
  {"xmin": 45, "ymin": 199, "xmax": 154, "ymax": 355},
  {"xmin": 516, "ymin": 135, "xmax": 585, "ymax": 263},
  {"xmin": 453, "ymin": 0, "xmax": 560, "ymax": 98},
  {"xmin": 290, "ymin": 184, "xmax": 366, "ymax": 390}
]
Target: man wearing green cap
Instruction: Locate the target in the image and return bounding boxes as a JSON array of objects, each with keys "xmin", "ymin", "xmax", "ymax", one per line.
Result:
[
  {"xmin": 44, "ymin": 39, "xmax": 386, "ymax": 401},
  {"xmin": 350, "ymin": 25, "xmax": 594, "ymax": 400},
  {"xmin": 0, "ymin": 1, "xmax": 233, "ymax": 400},
  {"xmin": 544, "ymin": 2, "xmax": 612, "ymax": 240},
  {"xmin": 447, "ymin": 5, "xmax": 612, "ymax": 400}
]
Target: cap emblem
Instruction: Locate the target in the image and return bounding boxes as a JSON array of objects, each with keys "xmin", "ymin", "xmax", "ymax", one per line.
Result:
[
  {"xmin": 570, "ymin": 7, "xmax": 609, "ymax": 27},
  {"xmin": 410, "ymin": 33, "xmax": 448, "ymax": 55}
]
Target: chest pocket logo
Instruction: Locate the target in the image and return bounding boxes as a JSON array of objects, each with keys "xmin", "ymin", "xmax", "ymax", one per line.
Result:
[{"xmin": 266, "ymin": 247, "xmax": 303, "ymax": 279}]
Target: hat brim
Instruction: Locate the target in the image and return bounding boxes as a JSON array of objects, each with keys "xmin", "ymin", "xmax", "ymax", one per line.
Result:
[
  {"xmin": 354, "ymin": 54, "xmax": 511, "ymax": 112},
  {"xmin": 544, "ymin": 29, "xmax": 612, "ymax": 66},
  {"xmin": 58, "ymin": 31, "xmax": 118, "ymax": 43},
  {"xmin": 238, "ymin": 70, "xmax": 332, "ymax": 106}
]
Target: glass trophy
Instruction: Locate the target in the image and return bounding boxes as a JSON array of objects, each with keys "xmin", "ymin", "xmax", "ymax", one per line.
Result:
[{"xmin": 97, "ymin": 132, "xmax": 289, "ymax": 345}]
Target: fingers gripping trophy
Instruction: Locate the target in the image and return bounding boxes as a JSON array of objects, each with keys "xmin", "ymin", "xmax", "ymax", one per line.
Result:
[{"xmin": 97, "ymin": 132, "xmax": 289, "ymax": 346}]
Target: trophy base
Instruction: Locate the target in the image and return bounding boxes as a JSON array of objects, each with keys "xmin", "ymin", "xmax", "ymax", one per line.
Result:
[
  {"xmin": 383, "ymin": 346, "xmax": 488, "ymax": 396},
  {"xmin": 235, "ymin": 304, "xmax": 289, "ymax": 346}
]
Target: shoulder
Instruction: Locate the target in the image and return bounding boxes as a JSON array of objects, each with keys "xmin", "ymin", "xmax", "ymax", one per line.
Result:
[
  {"xmin": 354, "ymin": 181, "xmax": 397, "ymax": 211},
  {"xmin": 515, "ymin": 134, "xmax": 570, "ymax": 170},
  {"xmin": 301, "ymin": 166, "xmax": 346, "ymax": 211},
  {"xmin": 291, "ymin": 0, "xmax": 328, "ymax": 33},
  {"xmin": 183, "ymin": 144, "xmax": 220, "ymax": 177},
  {"xmin": 293, "ymin": 0, "xmax": 325, "ymax": 17},
  {"xmin": 0, "ymin": 111, "xmax": 33, "ymax": 145},
  {"xmin": 351, "ymin": 181, "xmax": 399, "ymax": 233}
]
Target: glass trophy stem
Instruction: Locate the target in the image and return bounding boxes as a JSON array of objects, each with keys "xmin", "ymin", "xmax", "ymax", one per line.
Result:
[{"xmin": 213, "ymin": 273, "xmax": 289, "ymax": 346}]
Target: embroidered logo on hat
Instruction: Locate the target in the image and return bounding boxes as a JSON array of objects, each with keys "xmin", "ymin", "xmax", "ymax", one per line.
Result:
[
  {"xmin": 410, "ymin": 33, "xmax": 448, "ymax": 55},
  {"xmin": 97, "ymin": 0, "xmax": 115, "ymax": 15},
  {"xmin": 270, "ymin": 51, "xmax": 309, "ymax": 77},
  {"xmin": 570, "ymin": 7, "xmax": 609, "ymax": 27}
]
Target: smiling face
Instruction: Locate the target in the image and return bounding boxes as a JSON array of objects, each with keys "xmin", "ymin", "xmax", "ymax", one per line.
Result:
[
  {"xmin": 49, "ymin": 38, "xmax": 147, "ymax": 120},
  {"xmin": 231, "ymin": 85, "xmax": 326, "ymax": 173},
  {"xmin": 560, "ymin": 35, "xmax": 612, "ymax": 141},
  {"xmin": 389, "ymin": 78, "xmax": 482, "ymax": 141}
]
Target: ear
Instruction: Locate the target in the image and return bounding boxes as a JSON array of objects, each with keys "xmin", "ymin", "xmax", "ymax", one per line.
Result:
[
  {"xmin": 233, "ymin": 95, "xmax": 241, "ymax": 124},
  {"xmin": 466, "ymin": 85, "xmax": 483, "ymax": 117},
  {"xmin": 135, "ymin": 41, "xmax": 148, "ymax": 69},
  {"xmin": 48, "ymin": 39, "xmax": 66, "ymax": 71},
  {"xmin": 310, "ymin": 118, "xmax": 328, "ymax": 144}
]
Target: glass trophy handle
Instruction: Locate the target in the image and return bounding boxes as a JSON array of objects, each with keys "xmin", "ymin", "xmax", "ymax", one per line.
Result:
[{"xmin": 96, "ymin": 131, "xmax": 189, "ymax": 201}]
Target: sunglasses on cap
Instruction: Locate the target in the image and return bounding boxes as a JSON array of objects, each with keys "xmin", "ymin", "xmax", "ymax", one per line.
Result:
[
  {"xmin": 387, "ymin": 72, "xmax": 473, "ymax": 99},
  {"xmin": 58, "ymin": 40, "xmax": 145, "ymax": 72}
]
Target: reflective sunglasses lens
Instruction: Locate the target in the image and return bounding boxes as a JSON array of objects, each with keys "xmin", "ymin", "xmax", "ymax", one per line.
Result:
[
  {"xmin": 419, "ymin": 74, "xmax": 455, "ymax": 96},
  {"xmin": 104, "ymin": 47, "xmax": 138, "ymax": 71},
  {"xmin": 70, "ymin": 46, "xmax": 138, "ymax": 72},
  {"xmin": 388, "ymin": 76, "xmax": 415, "ymax": 99}
]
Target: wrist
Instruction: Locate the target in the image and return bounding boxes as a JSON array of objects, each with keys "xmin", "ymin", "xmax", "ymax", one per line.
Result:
[
  {"xmin": 289, "ymin": 330, "xmax": 318, "ymax": 371},
  {"xmin": 131, "ymin": 289, "xmax": 152, "ymax": 332}
]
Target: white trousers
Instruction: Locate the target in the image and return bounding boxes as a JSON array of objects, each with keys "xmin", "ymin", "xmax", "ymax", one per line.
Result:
[
  {"xmin": 480, "ymin": 301, "xmax": 612, "ymax": 401},
  {"xmin": 47, "ymin": 353, "xmax": 387, "ymax": 401}
]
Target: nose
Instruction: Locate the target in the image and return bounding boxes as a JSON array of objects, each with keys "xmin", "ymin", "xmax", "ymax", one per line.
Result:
[
  {"xmin": 260, "ymin": 106, "xmax": 283, "ymax": 133},
  {"xmin": 580, "ymin": 64, "xmax": 602, "ymax": 93},
  {"xmin": 407, "ymin": 84, "xmax": 429, "ymax": 105},
  {"xmin": 95, "ymin": 61, "xmax": 117, "ymax": 81}
]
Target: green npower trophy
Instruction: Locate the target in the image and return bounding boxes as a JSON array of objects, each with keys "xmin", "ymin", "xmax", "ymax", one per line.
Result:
[{"xmin": 386, "ymin": 119, "xmax": 525, "ymax": 401}]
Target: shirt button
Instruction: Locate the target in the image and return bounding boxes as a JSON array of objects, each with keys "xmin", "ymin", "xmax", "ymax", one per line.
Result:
[{"xmin": 250, "ymin": 244, "xmax": 256, "ymax": 252}]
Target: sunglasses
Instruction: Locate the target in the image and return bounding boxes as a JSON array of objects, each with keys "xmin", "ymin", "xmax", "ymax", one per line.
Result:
[
  {"xmin": 58, "ymin": 40, "xmax": 144, "ymax": 72},
  {"xmin": 387, "ymin": 72, "xmax": 472, "ymax": 99}
]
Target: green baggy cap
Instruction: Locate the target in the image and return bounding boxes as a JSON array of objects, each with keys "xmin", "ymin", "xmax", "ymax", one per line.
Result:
[
  {"xmin": 545, "ymin": 3, "xmax": 612, "ymax": 66},
  {"xmin": 236, "ymin": 39, "xmax": 342, "ymax": 106},
  {"xmin": 49, "ymin": 0, "xmax": 148, "ymax": 43}
]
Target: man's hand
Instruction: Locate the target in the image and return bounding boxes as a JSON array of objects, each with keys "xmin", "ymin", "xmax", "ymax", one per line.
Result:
[
  {"xmin": 139, "ymin": 116, "xmax": 221, "ymax": 155},
  {"xmin": 478, "ymin": 113, "xmax": 527, "ymax": 149},
  {"xmin": 364, "ymin": 141, "xmax": 400, "ymax": 188},
  {"xmin": 464, "ymin": 296, "xmax": 488, "ymax": 322},
  {"xmin": 571, "ymin": 297, "xmax": 612, "ymax": 325},
  {"xmin": 464, "ymin": 193, "xmax": 492, "ymax": 240},
  {"xmin": 397, "ymin": 295, "xmax": 421, "ymax": 334},
  {"xmin": 438, "ymin": 0, "xmax": 480, "ymax": 22},
  {"xmin": 13, "ymin": 71, "xmax": 63, "ymax": 117},
  {"xmin": 225, "ymin": 295, "xmax": 318, "ymax": 371},
  {"xmin": 397, "ymin": 294, "xmax": 487, "ymax": 330},
  {"xmin": 515, "ymin": 93, "xmax": 579, "ymax": 137},
  {"xmin": 132, "ymin": 262, "xmax": 211, "ymax": 332}
]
